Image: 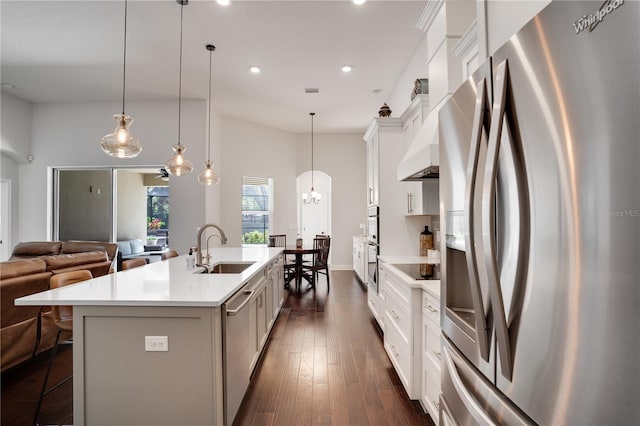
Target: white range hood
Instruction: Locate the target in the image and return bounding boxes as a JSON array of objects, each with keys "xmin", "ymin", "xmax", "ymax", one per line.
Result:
[{"xmin": 397, "ymin": 110, "xmax": 440, "ymax": 181}]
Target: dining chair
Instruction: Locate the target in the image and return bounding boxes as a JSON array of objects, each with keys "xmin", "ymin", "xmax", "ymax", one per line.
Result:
[
  {"xmin": 268, "ymin": 234, "xmax": 286, "ymax": 248},
  {"xmin": 268, "ymin": 234, "xmax": 296, "ymax": 284},
  {"xmin": 161, "ymin": 250, "xmax": 179, "ymax": 260},
  {"xmin": 302, "ymin": 236, "xmax": 331, "ymax": 291},
  {"xmin": 121, "ymin": 257, "xmax": 147, "ymax": 270},
  {"xmin": 34, "ymin": 270, "xmax": 93, "ymax": 426}
]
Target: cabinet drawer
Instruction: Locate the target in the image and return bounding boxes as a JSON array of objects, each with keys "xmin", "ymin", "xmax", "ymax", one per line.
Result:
[
  {"xmin": 385, "ymin": 288, "xmax": 411, "ymax": 344},
  {"xmin": 425, "ymin": 369, "xmax": 441, "ymax": 423},
  {"xmin": 384, "ymin": 267, "xmax": 411, "ymax": 305},
  {"xmin": 384, "ymin": 322, "xmax": 411, "ymax": 393},
  {"xmin": 425, "ymin": 320, "xmax": 442, "ymax": 368},
  {"xmin": 422, "ymin": 291, "xmax": 440, "ymax": 326}
]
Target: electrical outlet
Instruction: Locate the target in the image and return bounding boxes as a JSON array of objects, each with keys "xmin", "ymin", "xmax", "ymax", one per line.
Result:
[{"xmin": 145, "ymin": 336, "xmax": 169, "ymax": 352}]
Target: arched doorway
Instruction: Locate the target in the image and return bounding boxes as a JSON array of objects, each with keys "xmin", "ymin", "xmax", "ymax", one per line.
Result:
[{"xmin": 297, "ymin": 170, "xmax": 331, "ymax": 246}]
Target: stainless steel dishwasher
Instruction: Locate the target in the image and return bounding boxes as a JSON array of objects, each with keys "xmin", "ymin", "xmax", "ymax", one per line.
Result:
[{"xmin": 222, "ymin": 274, "xmax": 266, "ymax": 426}]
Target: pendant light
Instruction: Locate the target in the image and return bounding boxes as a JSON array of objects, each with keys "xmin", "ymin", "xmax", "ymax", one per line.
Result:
[
  {"xmin": 165, "ymin": 0, "xmax": 193, "ymax": 176},
  {"xmin": 100, "ymin": 0, "xmax": 142, "ymax": 158},
  {"xmin": 198, "ymin": 44, "xmax": 220, "ymax": 186},
  {"xmin": 302, "ymin": 112, "xmax": 321, "ymax": 204}
]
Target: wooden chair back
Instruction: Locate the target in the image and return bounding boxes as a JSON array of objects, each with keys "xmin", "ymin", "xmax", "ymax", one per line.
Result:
[
  {"xmin": 50, "ymin": 270, "xmax": 93, "ymax": 327},
  {"xmin": 268, "ymin": 234, "xmax": 287, "ymax": 247},
  {"xmin": 313, "ymin": 236, "xmax": 331, "ymax": 267}
]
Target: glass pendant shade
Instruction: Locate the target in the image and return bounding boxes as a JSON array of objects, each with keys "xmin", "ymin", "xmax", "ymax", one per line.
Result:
[
  {"xmin": 100, "ymin": 114, "xmax": 141, "ymax": 158},
  {"xmin": 165, "ymin": 144, "xmax": 193, "ymax": 176},
  {"xmin": 198, "ymin": 160, "xmax": 220, "ymax": 185}
]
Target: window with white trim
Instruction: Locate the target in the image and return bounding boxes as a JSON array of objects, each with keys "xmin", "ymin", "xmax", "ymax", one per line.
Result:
[{"xmin": 241, "ymin": 176, "xmax": 273, "ymax": 245}]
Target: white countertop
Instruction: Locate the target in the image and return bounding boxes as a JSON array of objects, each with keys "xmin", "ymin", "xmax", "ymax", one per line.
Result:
[
  {"xmin": 378, "ymin": 255, "xmax": 441, "ymax": 298},
  {"xmin": 15, "ymin": 247, "xmax": 283, "ymax": 308}
]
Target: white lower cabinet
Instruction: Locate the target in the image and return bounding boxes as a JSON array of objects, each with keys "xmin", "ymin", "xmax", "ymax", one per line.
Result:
[
  {"xmin": 368, "ymin": 261, "xmax": 386, "ymax": 332},
  {"xmin": 381, "ymin": 261, "xmax": 422, "ymax": 399},
  {"xmin": 422, "ymin": 290, "xmax": 441, "ymax": 423},
  {"xmin": 352, "ymin": 236, "xmax": 367, "ymax": 283},
  {"xmin": 378, "ymin": 259, "xmax": 442, "ymax": 421},
  {"xmin": 252, "ymin": 256, "xmax": 285, "ymax": 371}
]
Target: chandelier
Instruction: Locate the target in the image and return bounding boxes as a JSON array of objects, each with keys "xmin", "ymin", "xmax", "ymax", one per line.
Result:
[{"xmin": 302, "ymin": 112, "xmax": 321, "ymax": 204}]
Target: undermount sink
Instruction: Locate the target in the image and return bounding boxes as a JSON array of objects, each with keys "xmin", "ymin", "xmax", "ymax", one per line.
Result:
[{"xmin": 195, "ymin": 262, "xmax": 255, "ymax": 274}]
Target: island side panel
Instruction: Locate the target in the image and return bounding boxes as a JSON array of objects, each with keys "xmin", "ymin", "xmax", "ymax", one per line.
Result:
[{"xmin": 73, "ymin": 306, "xmax": 222, "ymax": 426}]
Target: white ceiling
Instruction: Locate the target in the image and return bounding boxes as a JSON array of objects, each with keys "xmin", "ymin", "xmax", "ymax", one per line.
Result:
[{"xmin": 1, "ymin": 0, "xmax": 427, "ymax": 133}]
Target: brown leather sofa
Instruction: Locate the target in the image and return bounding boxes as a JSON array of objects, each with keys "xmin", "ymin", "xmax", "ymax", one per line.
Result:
[{"xmin": 0, "ymin": 240, "xmax": 118, "ymax": 372}]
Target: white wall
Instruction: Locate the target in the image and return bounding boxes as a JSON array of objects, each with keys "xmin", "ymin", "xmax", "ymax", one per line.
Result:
[
  {"xmin": 19, "ymin": 99, "xmax": 207, "ymax": 254},
  {"xmin": 219, "ymin": 116, "xmax": 299, "ymax": 248},
  {"xmin": 0, "ymin": 154, "xmax": 19, "ymax": 253},
  {"xmin": 1, "ymin": 92, "xmax": 31, "ymax": 251},
  {"xmin": 204, "ymin": 111, "xmax": 222, "ymax": 226},
  {"xmin": 296, "ymin": 132, "xmax": 366, "ymax": 268},
  {"xmin": 1, "ymin": 92, "xmax": 32, "ymax": 163}
]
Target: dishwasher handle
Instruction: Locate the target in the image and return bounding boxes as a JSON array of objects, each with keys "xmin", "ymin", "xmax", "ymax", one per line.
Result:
[{"xmin": 226, "ymin": 290, "xmax": 254, "ymax": 316}]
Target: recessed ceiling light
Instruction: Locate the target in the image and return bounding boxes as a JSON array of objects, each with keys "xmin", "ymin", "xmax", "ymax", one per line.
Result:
[
  {"xmin": 217, "ymin": 0, "xmax": 230, "ymax": 5},
  {"xmin": 1, "ymin": 82, "xmax": 15, "ymax": 89},
  {"xmin": 249, "ymin": 66, "xmax": 261, "ymax": 74},
  {"xmin": 353, "ymin": 0, "xmax": 366, "ymax": 5},
  {"xmin": 341, "ymin": 65, "xmax": 353, "ymax": 73}
]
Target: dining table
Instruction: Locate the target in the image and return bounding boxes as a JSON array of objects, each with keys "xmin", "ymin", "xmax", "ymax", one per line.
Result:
[{"xmin": 283, "ymin": 245, "xmax": 320, "ymax": 291}]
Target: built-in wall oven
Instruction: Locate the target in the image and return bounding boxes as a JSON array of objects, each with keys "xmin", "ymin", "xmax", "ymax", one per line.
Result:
[{"xmin": 367, "ymin": 206, "xmax": 379, "ymax": 293}]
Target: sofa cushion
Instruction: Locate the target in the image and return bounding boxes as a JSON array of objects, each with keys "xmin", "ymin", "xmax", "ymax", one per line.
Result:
[
  {"xmin": 50, "ymin": 261, "xmax": 111, "ymax": 278},
  {"xmin": 10, "ymin": 242, "xmax": 62, "ymax": 259},
  {"xmin": 62, "ymin": 241, "xmax": 118, "ymax": 262},
  {"xmin": 1, "ymin": 319, "xmax": 39, "ymax": 372},
  {"xmin": 117, "ymin": 241, "xmax": 132, "ymax": 256},
  {"xmin": 0, "ymin": 258, "xmax": 47, "ymax": 280},
  {"xmin": 42, "ymin": 251, "xmax": 107, "ymax": 271},
  {"xmin": 130, "ymin": 239, "xmax": 145, "ymax": 254},
  {"xmin": 1, "ymin": 270, "xmax": 51, "ymax": 327}
]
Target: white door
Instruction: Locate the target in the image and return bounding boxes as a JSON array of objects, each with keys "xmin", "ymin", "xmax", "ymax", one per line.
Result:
[
  {"xmin": 298, "ymin": 171, "xmax": 331, "ymax": 246},
  {"xmin": 301, "ymin": 201, "xmax": 327, "ymax": 243},
  {"xmin": 0, "ymin": 180, "xmax": 11, "ymax": 261}
]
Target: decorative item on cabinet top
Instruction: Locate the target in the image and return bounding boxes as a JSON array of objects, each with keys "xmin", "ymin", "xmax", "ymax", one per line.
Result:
[
  {"xmin": 411, "ymin": 78, "xmax": 429, "ymax": 101},
  {"xmin": 378, "ymin": 103, "xmax": 392, "ymax": 117}
]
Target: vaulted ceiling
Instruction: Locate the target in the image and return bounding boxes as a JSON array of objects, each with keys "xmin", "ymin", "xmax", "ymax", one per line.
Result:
[{"xmin": 1, "ymin": 0, "xmax": 427, "ymax": 133}]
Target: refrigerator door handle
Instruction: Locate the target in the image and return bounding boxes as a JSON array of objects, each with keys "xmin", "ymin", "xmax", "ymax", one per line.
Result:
[
  {"xmin": 443, "ymin": 344, "xmax": 496, "ymax": 425},
  {"xmin": 483, "ymin": 59, "xmax": 530, "ymax": 381},
  {"xmin": 463, "ymin": 77, "xmax": 491, "ymax": 361}
]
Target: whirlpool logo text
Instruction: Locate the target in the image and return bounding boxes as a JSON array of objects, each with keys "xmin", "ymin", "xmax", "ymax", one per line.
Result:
[{"xmin": 573, "ymin": 0, "xmax": 624, "ymax": 35}]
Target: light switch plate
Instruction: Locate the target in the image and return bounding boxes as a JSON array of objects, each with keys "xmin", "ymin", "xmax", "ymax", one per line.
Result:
[{"xmin": 145, "ymin": 336, "xmax": 168, "ymax": 352}]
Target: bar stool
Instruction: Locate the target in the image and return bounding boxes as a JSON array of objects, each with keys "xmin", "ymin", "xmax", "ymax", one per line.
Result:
[
  {"xmin": 161, "ymin": 250, "xmax": 179, "ymax": 260},
  {"xmin": 34, "ymin": 270, "xmax": 93, "ymax": 426},
  {"xmin": 121, "ymin": 257, "xmax": 147, "ymax": 270}
]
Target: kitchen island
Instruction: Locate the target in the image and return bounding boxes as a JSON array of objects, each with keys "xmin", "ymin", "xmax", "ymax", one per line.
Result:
[{"xmin": 16, "ymin": 247, "xmax": 285, "ymax": 426}]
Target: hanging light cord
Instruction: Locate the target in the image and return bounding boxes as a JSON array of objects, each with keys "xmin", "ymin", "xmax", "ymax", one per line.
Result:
[
  {"xmin": 121, "ymin": 0, "xmax": 128, "ymax": 115},
  {"xmin": 311, "ymin": 112, "xmax": 315, "ymax": 189},
  {"xmin": 177, "ymin": 1, "xmax": 185, "ymax": 148},
  {"xmin": 207, "ymin": 46, "xmax": 213, "ymax": 162}
]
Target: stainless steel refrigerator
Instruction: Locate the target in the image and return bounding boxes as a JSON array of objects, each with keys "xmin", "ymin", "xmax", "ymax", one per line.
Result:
[{"xmin": 439, "ymin": 1, "xmax": 639, "ymax": 424}]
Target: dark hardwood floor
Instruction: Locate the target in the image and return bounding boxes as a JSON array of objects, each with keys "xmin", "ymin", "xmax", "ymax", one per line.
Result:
[
  {"xmin": 1, "ymin": 270, "xmax": 434, "ymax": 426},
  {"xmin": 1, "ymin": 342, "xmax": 73, "ymax": 426},
  {"xmin": 233, "ymin": 271, "xmax": 433, "ymax": 426}
]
